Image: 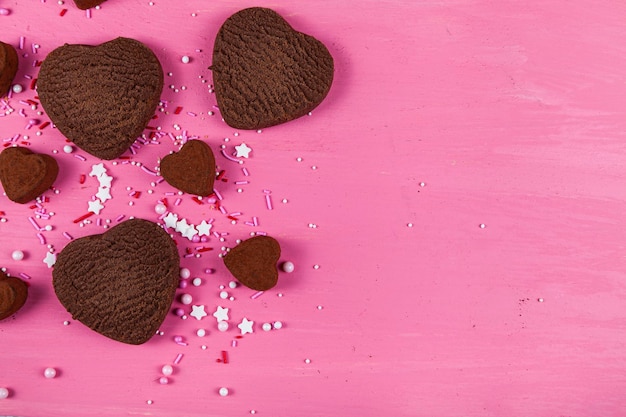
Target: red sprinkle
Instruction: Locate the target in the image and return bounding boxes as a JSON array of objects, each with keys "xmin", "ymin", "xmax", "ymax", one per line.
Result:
[
  {"xmin": 38, "ymin": 121, "xmax": 50, "ymax": 130},
  {"xmin": 174, "ymin": 106, "xmax": 183, "ymax": 115},
  {"xmin": 133, "ymin": 191, "xmax": 141, "ymax": 198},
  {"xmin": 29, "ymin": 205, "xmax": 37, "ymax": 209},
  {"xmin": 197, "ymin": 247, "xmax": 213, "ymax": 253},
  {"xmin": 73, "ymin": 212, "xmax": 94, "ymax": 223},
  {"xmin": 191, "ymin": 196, "xmax": 203, "ymax": 205},
  {"xmin": 221, "ymin": 351, "xmax": 229, "ymax": 364},
  {"xmin": 79, "ymin": 174, "xmax": 86, "ymax": 184},
  {"xmin": 26, "ymin": 99, "xmax": 38, "ymax": 106},
  {"xmin": 216, "ymin": 170, "xmax": 226, "ymax": 180},
  {"xmin": 30, "ymin": 78, "xmax": 37, "ymax": 90},
  {"xmin": 60, "ymin": 8, "xmax": 67, "ymax": 16},
  {"xmin": 227, "ymin": 215, "xmax": 238, "ymax": 221}
]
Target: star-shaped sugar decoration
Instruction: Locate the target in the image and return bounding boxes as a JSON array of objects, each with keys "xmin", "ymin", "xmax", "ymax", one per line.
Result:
[
  {"xmin": 89, "ymin": 163, "xmax": 107, "ymax": 177},
  {"xmin": 43, "ymin": 252, "xmax": 56, "ymax": 268},
  {"xmin": 237, "ymin": 317, "xmax": 254, "ymax": 335},
  {"xmin": 95, "ymin": 187, "xmax": 112, "ymax": 202},
  {"xmin": 196, "ymin": 220, "xmax": 213, "ymax": 237},
  {"xmin": 190, "ymin": 305, "xmax": 207, "ymax": 320},
  {"xmin": 175, "ymin": 218, "xmax": 192, "ymax": 234},
  {"xmin": 181, "ymin": 224, "xmax": 198, "ymax": 240},
  {"xmin": 87, "ymin": 199, "xmax": 105, "ymax": 215},
  {"xmin": 163, "ymin": 212, "xmax": 179, "ymax": 229},
  {"xmin": 234, "ymin": 143, "xmax": 252, "ymax": 158},
  {"xmin": 97, "ymin": 174, "xmax": 113, "ymax": 188},
  {"xmin": 213, "ymin": 306, "xmax": 229, "ymax": 322}
]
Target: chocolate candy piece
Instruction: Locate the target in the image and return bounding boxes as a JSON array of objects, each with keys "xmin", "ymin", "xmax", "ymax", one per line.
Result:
[
  {"xmin": 0, "ymin": 40, "xmax": 18, "ymax": 96},
  {"xmin": 0, "ymin": 146, "xmax": 59, "ymax": 204},
  {"xmin": 0, "ymin": 271, "xmax": 28, "ymax": 320},
  {"xmin": 53, "ymin": 219, "xmax": 180, "ymax": 345},
  {"xmin": 160, "ymin": 140, "xmax": 216, "ymax": 196},
  {"xmin": 37, "ymin": 37, "xmax": 163, "ymax": 160},
  {"xmin": 224, "ymin": 235, "xmax": 281, "ymax": 291},
  {"xmin": 211, "ymin": 7, "xmax": 334, "ymax": 130}
]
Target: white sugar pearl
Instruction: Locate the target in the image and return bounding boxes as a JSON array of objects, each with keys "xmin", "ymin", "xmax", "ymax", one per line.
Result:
[
  {"xmin": 192, "ymin": 277, "xmax": 202, "ymax": 286},
  {"xmin": 155, "ymin": 203, "xmax": 167, "ymax": 215},
  {"xmin": 63, "ymin": 145, "xmax": 74, "ymax": 153},
  {"xmin": 196, "ymin": 328, "xmax": 206, "ymax": 337},
  {"xmin": 161, "ymin": 365, "xmax": 173, "ymax": 376},
  {"xmin": 219, "ymin": 291, "xmax": 228, "ymax": 299},
  {"xmin": 11, "ymin": 250, "xmax": 24, "ymax": 261},
  {"xmin": 273, "ymin": 321, "xmax": 283, "ymax": 330},
  {"xmin": 0, "ymin": 387, "xmax": 9, "ymax": 399},
  {"xmin": 262, "ymin": 323, "xmax": 272, "ymax": 331},
  {"xmin": 217, "ymin": 321, "xmax": 229, "ymax": 332},
  {"xmin": 181, "ymin": 55, "xmax": 190, "ymax": 64},
  {"xmin": 44, "ymin": 367, "xmax": 57, "ymax": 379},
  {"xmin": 228, "ymin": 281, "xmax": 237, "ymax": 289},
  {"xmin": 11, "ymin": 84, "xmax": 23, "ymax": 94},
  {"xmin": 179, "ymin": 268, "xmax": 191, "ymax": 279},
  {"xmin": 180, "ymin": 293, "xmax": 193, "ymax": 305},
  {"xmin": 219, "ymin": 387, "xmax": 229, "ymax": 396},
  {"xmin": 281, "ymin": 261, "xmax": 295, "ymax": 273}
]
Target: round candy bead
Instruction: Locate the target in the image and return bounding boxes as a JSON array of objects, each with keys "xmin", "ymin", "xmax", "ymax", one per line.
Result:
[
  {"xmin": 219, "ymin": 387, "xmax": 229, "ymax": 396},
  {"xmin": 219, "ymin": 291, "xmax": 228, "ymax": 299},
  {"xmin": 179, "ymin": 268, "xmax": 191, "ymax": 279},
  {"xmin": 0, "ymin": 387, "xmax": 9, "ymax": 399},
  {"xmin": 181, "ymin": 55, "xmax": 190, "ymax": 64},
  {"xmin": 155, "ymin": 203, "xmax": 167, "ymax": 215},
  {"xmin": 281, "ymin": 261, "xmax": 295, "ymax": 273},
  {"xmin": 273, "ymin": 321, "xmax": 283, "ymax": 330},
  {"xmin": 44, "ymin": 367, "xmax": 57, "ymax": 379},
  {"xmin": 192, "ymin": 277, "xmax": 202, "ymax": 286},
  {"xmin": 63, "ymin": 145, "xmax": 74, "ymax": 153},
  {"xmin": 217, "ymin": 321, "xmax": 229, "ymax": 332},
  {"xmin": 228, "ymin": 281, "xmax": 237, "ymax": 289},
  {"xmin": 161, "ymin": 365, "xmax": 173, "ymax": 376},
  {"xmin": 180, "ymin": 293, "xmax": 193, "ymax": 305},
  {"xmin": 11, "ymin": 250, "xmax": 24, "ymax": 261},
  {"xmin": 262, "ymin": 323, "xmax": 272, "ymax": 332},
  {"xmin": 159, "ymin": 377, "xmax": 169, "ymax": 385},
  {"xmin": 196, "ymin": 328, "xmax": 206, "ymax": 337},
  {"xmin": 11, "ymin": 84, "xmax": 23, "ymax": 94}
]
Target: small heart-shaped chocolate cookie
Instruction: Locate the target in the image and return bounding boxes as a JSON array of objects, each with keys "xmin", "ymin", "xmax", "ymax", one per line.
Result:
[
  {"xmin": 52, "ymin": 219, "xmax": 179, "ymax": 345},
  {"xmin": 0, "ymin": 271, "xmax": 28, "ymax": 320},
  {"xmin": 224, "ymin": 235, "xmax": 281, "ymax": 291},
  {"xmin": 0, "ymin": 146, "xmax": 59, "ymax": 204},
  {"xmin": 211, "ymin": 7, "xmax": 334, "ymax": 130},
  {"xmin": 37, "ymin": 37, "xmax": 163, "ymax": 160},
  {"xmin": 0, "ymin": 40, "xmax": 18, "ymax": 96},
  {"xmin": 160, "ymin": 140, "xmax": 216, "ymax": 196},
  {"xmin": 73, "ymin": 0, "xmax": 106, "ymax": 9}
]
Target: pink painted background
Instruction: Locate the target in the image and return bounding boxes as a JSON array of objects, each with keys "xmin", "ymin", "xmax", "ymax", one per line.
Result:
[{"xmin": 1, "ymin": 0, "xmax": 626, "ymax": 416}]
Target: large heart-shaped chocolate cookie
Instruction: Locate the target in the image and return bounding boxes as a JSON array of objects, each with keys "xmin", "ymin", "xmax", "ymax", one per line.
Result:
[
  {"xmin": 73, "ymin": 0, "xmax": 106, "ymax": 9},
  {"xmin": 0, "ymin": 40, "xmax": 18, "ymax": 96},
  {"xmin": 37, "ymin": 37, "xmax": 163, "ymax": 160},
  {"xmin": 160, "ymin": 140, "xmax": 216, "ymax": 196},
  {"xmin": 0, "ymin": 146, "xmax": 59, "ymax": 204},
  {"xmin": 211, "ymin": 7, "xmax": 334, "ymax": 130},
  {"xmin": 0, "ymin": 271, "xmax": 28, "ymax": 321},
  {"xmin": 52, "ymin": 219, "xmax": 179, "ymax": 345},
  {"xmin": 224, "ymin": 235, "xmax": 281, "ymax": 291}
]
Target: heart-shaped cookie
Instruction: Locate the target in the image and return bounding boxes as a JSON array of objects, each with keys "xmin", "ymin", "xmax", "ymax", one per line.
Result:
[
  {"xmin": 52, "ymin": 219, "xmax": 179, "ymax": 345},
  {"xmin": 0, "ymin": 146, "xmax": 59, "ymax": 204},
  {"xmin": 73, "ymin": 0, "xmax": 106, "ymax": 9},
  {"xmin": 37, "ymin": 37, "xmax": 163, "ymax": 160},
  {"xmin": 0, "ymin": 40, "xmax": 18, "ymax": 96},
  {"xmin": 0, "ymin": 271, "xmax": 28, "ymax": 320},
  {"xmin": 224, "ymin": 235, "xmax": 281, "ymax": 291},
  {"xmin": 160, "ymin": 140, "xmax": 216, "ymax": 196},
  {"xmin": 211, "ymin": 7, "xmax": 334, "ymax": 130}
]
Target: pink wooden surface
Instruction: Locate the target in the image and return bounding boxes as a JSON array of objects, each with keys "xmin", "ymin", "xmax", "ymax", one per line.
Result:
[{"xmin": 1, "ymin": 0, "xmax": 626, "ymax": 416}]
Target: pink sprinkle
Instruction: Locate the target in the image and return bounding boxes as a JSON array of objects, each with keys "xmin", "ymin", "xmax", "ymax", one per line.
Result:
[
  {"xmin": 229, "ymin": 212, "xmax": 242, "ymax": 217},
  {"xmin": 220, "ymin": 149, "xmax": 240, "ymax": 163},
  {"xmin": 116, "ymin": 214, "xmax": 125, "ymax": 222},
  {"xmin": 24, "ymin": 74, "xmax": 32, "ymax": 79},
  {"xmin": 174, "ymin": 198, "xmax": 182, "ymax": 206},
  {"xmin": 219, "ymin": 205, "xmax": 227, "ymax": 214},
  {"xmin": 244, "ymin": 221, "xmax": 255, "ymax": 226},
  {"xmin": 31, "ymin": 43, "xmax": 37, "ymax": 54},
  {"xmin": 164, "ymin": 192, "xmax": 177, "ymax": 196},
  {"xmin": 37, "ymin": 233, "xmax": 46, "ymax": 245},
  {"xmin": 265, "ymin": 194, "xmax": 273, "ymax": 210},
  {"xmin": 204, "ymin": 268, "xmax": 215, "ymax": 274},
  {"xmin": 253, "ymin": 216, "xmax": 259, "ymax": 226},
  {"xmin": 74, "ymin": 154, "xmax": 86, "ymax": 161},
  {"xmin": 19, "ymin": 36, "xmax": 24, "ymax": 50},
  {"xmin": 213, "ymin": 189, "xmax": 223, "ymax": 201},
  {"xmin": 96, "ymin": 218, "xmax": 102, "ymax": 226},
  {"xmin": 0, "ymin": 8, "xmax": 11, "ymax": 16},
  {"xmin": 234, "ymin": 181, "xmax": 249, "ymax": 185},
  {"xmin": 86, "ymin": 8, "xmax": 91, "ymax": 18},
  {"xmin": 174, "ymin": 353, "xmax": 184, "ymax": 364},
  {"xmin": 263, "ymin": 189, "xmax": 272, "ymax": 194},
  {"xmin": 141, "ymin": 165, "xmax": 158, "ymax": 176},
  {"xmin": 251, "ymin": 291, "xmax": 264, "ymax": 299},
  {"xmin": 18, "ymin": 109, "xmax": 26, "ymax": 117},
  {"xmin": 231, "ymin": 340, "xmax": 237, "ymax": 347},
  {"xmin": 186, "ymin": 112, "xmax": 197, "ymax": 117},
  {"xmin": 63, "ymin": 232, "xmax": 73, "ymax": 240},
  {"xmin": 242, "ymin": 167, "xmax": 250, "ymax": 176},
  {"xmin": 28, "ymin": 217, "xmax": 41, "ymax": 231},
  {"xmin": 19, "ymin": 273, "xmax": 31, "ymax": 280}
]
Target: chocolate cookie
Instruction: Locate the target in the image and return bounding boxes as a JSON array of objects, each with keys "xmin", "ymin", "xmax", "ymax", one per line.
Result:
[
  {"xmin": 0, "ymin": 40, "xmax": 18, "ymax": 96},
  {"xmin": 52, "ymin": 219, "xmax": 180, "ymax": 345},
  {"xmin": 0, "ymin": 271, "xmax": 28, "ymax": 320},
  {"xmin": 73, "ymin": 0, "xmax": 106, "ymax": 9},
  {"xmin": 160, "ymin": 140, "xmax": 216, "ymax": 197},
  {"xmin": 211, "ymin": 7, "xmax": 334, "ymax": 130},
  {"xmin": 224, "ymin": 235, "xmax": 281, "ymax": 291},
  {"xmin": 37, "ymin": 37, "xmax": 163, "ymax": 160},
  {"xmin": 0, "ymin": 146, "xmax": 59, "ymax": 204}
]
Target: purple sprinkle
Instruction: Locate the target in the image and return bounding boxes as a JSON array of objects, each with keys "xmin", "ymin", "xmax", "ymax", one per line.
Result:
[
  {"xmin": 19, "ymin": 273, "xmax": 31, "ymax": 280},
  {"xmin": 213, "ymin": 189, "xmax": 223, "ymax": 201},
  {"xmin": 174, "ymin": 353, "xmax": 184, "ymax": 365},
  {"xmin": 250, "ymin": 291, "xmax": 264, "ymax": 299},
  {"xmin": 28, "ymin": 216, "xmax": 41, "ymax": 231},
  {"xmin": 141, "ymin": 165, "xmax": 158, "ymax": 176},
  {"xmin": 63, "ymin": 232, "xmax": 74, "ymax": 240},
  {"xmin": 242, "ymin": 167, "xmax": 250, "ymax": 176},
  {"xmin": 37, "ymin": 233, "xmax": 46, "ymax": 245},
  {"xmin": 74, "ymin": 154, "xmax": 86, "ymax": 161},
  {"xmin": 115, "ymin": 214, "xmax": 125, "ymax": 222}
]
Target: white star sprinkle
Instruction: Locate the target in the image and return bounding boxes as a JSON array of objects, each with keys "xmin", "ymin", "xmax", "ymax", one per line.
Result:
[
  {"xmin": 181, "ymin": 224, "xmax": 198, "ymax": 240},
  {"xmin": 163, "ymin": 212, "xmax": 178, "ymax": 229},
  {"xmin": 175, "ymin": 218, "xmax": 192, "ymax": 234},
  {"xmin": 213, "ymin": 306, "xmax": 229, "ymax": 322},
  {"xmin": 97, "ymin": 174, "xmax": 113, "ymax": 188},
  {"xmin": 237, "ymin": 318, "xmax": 254, "ymax": 335},
  {"xmin": 43, "ymin": 252, "xmax": 56, "ymax": 268},
  {"xmin": 190, "ymin": 305, "xmax": 207, "ymax": 320},
  {"xmin": 87, "ymin": 199, "xmax": 104, "ymax": 215},
  {"xmin": 95, "ymin": 187, "xmax": 111, "ymax": 202},
  {"xmin": 89, "ymin": 163, "xmax": 107, "ymax": 177},
  {"xmin": 234, "ymin": 143, "xmax": 252, "ymax": 158},
  {"xmin": 196, "ymin": 220, "xmax": 213, "ymax": 236}
]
